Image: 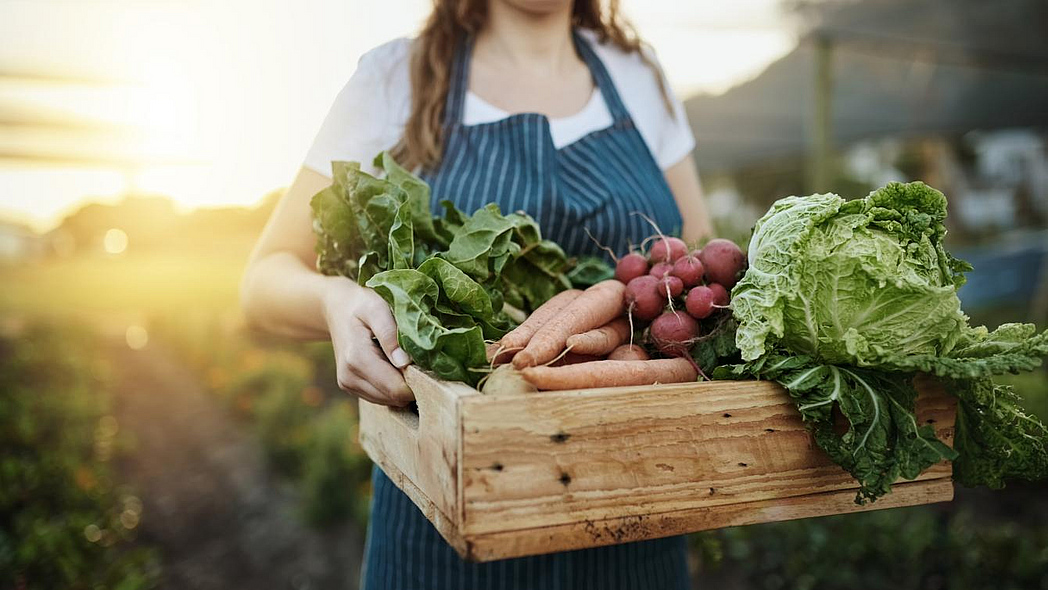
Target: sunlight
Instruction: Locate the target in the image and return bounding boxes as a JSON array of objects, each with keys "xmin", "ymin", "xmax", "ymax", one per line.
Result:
[{"xmin": 103, "ymin": 228, "xmax": 128, "ymax": 254}]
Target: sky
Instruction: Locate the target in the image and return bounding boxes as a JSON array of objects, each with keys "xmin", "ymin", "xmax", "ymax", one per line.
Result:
[{"xmin": 0, "ymin": 0, "xmax": 797, "ymax": 231}]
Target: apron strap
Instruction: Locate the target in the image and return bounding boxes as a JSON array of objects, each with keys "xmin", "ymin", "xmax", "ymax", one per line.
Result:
[
  {"xmin": 572, "ymin": 29, "xmax": 632, "ymax": 123},
  {"xmin": 444, "ymin": 35, "xmax": 474, "ymax": 126}
]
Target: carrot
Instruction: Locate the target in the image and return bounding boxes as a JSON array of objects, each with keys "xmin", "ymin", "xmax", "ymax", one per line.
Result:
[
  {"xmin": 512, "ymin": 280, "xmax": 627, "ymax": 368},
  {"xmin": 492, "ymin": 289, "xmax": 582, "ymax": 364},
  {"xmin": 608, "ymin": 344, "xmax": 650, "ymax": 361},
  {"xmin": 565, "ymin": 317, "xmax": 631, "ymax": 355},
  {"xmin": 520, "ymin": 358, "xmax": 698, "ymax": 390}
]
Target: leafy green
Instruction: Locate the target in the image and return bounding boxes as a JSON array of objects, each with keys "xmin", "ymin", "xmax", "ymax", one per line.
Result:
[
  {"xmin": 723, "ymin": 181, "xmax": 1048, "ymax": 501},
  {"xmin": 565, "ymin": 256, "xmax": 615, "ymax": 288},
  {"xmin": 733, "ymin": 183, "xmax": 969, "ymax": 366},
  {"xmin": 311, "ymin": 152, "xmax": 576, "ymax": 385}
]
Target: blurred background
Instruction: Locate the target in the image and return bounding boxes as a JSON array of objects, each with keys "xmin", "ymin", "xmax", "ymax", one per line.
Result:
[{"xmin": 1, "ymin": 0, "xmax": 1046, "ymax": 588}]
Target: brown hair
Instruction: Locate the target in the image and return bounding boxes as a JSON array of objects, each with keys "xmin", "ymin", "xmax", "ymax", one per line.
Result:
[{"xmin": 390, "ymin": 0, "xmax": 672, "ymax": 171}]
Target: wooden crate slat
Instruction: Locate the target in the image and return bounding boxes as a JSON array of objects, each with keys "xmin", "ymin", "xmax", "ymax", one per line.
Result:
[
  {"xmin": 462, "ymin": 478, "xmax": 954, "ymax": 562},
  {"xmin": 357, "ymin": 366, "xmax": 958, "ymax": 562},
  {"xmin": 458, "ymin": 377, "xmax": 955, "ymax": 535}
]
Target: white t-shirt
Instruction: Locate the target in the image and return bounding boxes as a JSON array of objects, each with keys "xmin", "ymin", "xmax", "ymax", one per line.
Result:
[{"xmin": 303, "ymin": 29, "xmax": 695, "ymax": 176}]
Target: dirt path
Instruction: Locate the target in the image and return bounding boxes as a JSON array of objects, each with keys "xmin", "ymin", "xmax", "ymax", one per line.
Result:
[{"xmin": 105, "ymin": 337, "xmax": 365, "ymax": 590}]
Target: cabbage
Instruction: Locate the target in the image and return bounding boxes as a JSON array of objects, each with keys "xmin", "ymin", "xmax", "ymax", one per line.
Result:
[
  {"xmin": 734, "ymin": 182, "xmax": 971, "ymax": 365},
  {"xmin": 720, "ymin": 182, "xmax": 1048, "ymax": 503}
]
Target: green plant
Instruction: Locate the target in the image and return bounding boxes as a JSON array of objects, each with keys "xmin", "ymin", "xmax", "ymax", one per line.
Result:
[{"xmin": 0, "ymin": 324, "xmax": 160, "ymax": 589}]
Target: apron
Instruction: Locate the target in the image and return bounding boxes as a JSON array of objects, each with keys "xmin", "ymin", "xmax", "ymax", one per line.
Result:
[{"xmin": 361, "ymin": 29, "xmax": 689, "ymax": 590}]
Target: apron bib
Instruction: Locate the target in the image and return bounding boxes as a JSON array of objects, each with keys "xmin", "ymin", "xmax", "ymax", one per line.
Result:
[{"xmin": 362, "ymin": 29, "xmax": 689, "ymax": 590}]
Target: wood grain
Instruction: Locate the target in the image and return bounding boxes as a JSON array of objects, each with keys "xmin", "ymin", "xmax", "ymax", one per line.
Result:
[
  {"xmin": 462, "ymin": 478, "xmax": 954, "ymax": 562},
  {"xmin": 357, "ymin": 366, "xmax": 477, "ymax": 526},
  {"xmin": 459, "ymin": 378, "xmax": 954, "ymax": 535},
  {"xmin": 357, "ymin": 367, "xmax": 958, "ymax": 562}
]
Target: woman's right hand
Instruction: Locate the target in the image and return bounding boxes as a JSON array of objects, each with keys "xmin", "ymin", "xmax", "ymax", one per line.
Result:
[{"xmin": 322, "ymin": 278, "xmax": 414, "ymax": 407}]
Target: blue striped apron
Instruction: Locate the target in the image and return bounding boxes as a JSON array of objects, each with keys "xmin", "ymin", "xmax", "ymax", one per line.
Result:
[{"xmin": 361, "ymin": 29, "xmax": 689, "ymax": 590}]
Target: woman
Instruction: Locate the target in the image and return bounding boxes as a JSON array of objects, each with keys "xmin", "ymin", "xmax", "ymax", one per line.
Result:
[{"xmin": 242, "ymin": 0, "xmax": 712, "ymax": 587}]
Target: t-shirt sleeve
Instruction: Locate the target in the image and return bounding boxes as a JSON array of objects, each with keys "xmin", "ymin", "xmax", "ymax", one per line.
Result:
[
  {"xmin": 302, "ymin": 44, "xmax": 406, "ymax": 177},
  {"xmin": 645, "ymin": 48, "xmax": 696, "ymax": 170}
]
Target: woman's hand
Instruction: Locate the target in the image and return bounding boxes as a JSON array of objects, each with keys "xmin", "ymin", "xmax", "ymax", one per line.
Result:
[{"xmin": 322, "ymin": 278, "xmax": 414, "ymax": 407}]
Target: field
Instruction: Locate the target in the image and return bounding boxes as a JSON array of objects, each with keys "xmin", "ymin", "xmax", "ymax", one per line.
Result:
[{"xmin": 2, "ymin": 248, "xmax": 1047, "ymax": 590}]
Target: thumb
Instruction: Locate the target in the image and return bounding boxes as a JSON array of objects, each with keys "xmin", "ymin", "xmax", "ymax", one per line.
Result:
[{"xmin": 364, "ymin": 304, "xmax": 410, "ymax": 369}]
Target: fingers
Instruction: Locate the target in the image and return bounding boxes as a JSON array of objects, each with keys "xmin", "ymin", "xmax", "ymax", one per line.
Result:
[
  {"xmin": 333, "ymin": 326, "xmax": 413, "ymax": 407},
  {"xmin": 352, "ymin": 345, "xmax": 413, "ymax": 406},
  {"xmin": 361, "ymin": 293, "xmax": 411, "ymax": 369}
]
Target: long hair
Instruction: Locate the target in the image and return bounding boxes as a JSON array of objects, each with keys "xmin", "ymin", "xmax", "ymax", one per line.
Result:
[{"xmin": 390, "ymin": 0, "xmax": 672, "ymax": 171}]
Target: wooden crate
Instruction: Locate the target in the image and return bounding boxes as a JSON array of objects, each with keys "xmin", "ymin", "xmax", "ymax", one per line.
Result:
[{"xmin": 358, "ymin": 366, "xmax": 955, "ymax": 562}]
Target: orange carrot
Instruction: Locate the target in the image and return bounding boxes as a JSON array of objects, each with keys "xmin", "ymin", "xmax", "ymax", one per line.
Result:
[
  {"xmin": 492, "ymin": 289, "xmax": 582, "ymax": 364},
  {"xmin": 608, "ymin": 344, "xmax": 650, "ymax": 361},
  {"xmin": 565, "ymin": 317, "xmax": 631, "ymax": 355},
  {"xmin": 512, "ymin": 280, "xmax": 627, "ymax": 368},
  {"xmin": 520, "ymin": 358, "xmax": 698, "ymax": 390}
]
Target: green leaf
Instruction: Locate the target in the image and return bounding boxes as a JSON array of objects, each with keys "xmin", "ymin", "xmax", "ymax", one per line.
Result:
[
  {"xmin": 365, "ymin": 269, "xmax": 487, "ymax": 385},
  {"xmin": 565, "ymin": 256, "xmax": 615, "ymax": 288},
  {"xmin": 951, "ymin": 377, "xmax": 1048, "ymax": 489},
  {"xmin": 309, "ymin": 184, "xmax": 359, "ymax": 278},
  {"xmin": 442, "ymin": 204, "xmax": 521, "ymax": 281},
  {"xmin": 387, "ymin": 199, "xmax": 415, "ymax": 270},
  {"xmin": 376, "ymin": 152, "xmax": 440, "ymax": 246},
  {"xmin": 889, "ymin": 323, "xmax": 1048, "ymax": 378}
]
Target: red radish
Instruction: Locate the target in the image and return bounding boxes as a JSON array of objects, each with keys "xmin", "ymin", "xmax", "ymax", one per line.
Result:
[
  {"xmin": 608, "ymin": 344, "xmax": 650, "ymax": 361},
  {"xmin": 614, "ymin": 252, "xmax": 649, "ymax": 284},
  {"xmin": 649, "ymin": 237, "xmax": 688, "ymax": 263},
  {"xmin": 670, "ymin": 255, "xmax": 705, "ymax": 288},
  {"xmin": 650, "ymin": 311, "xmax": 701, "ymax": 357},
  {"xmin": 699, "ymin": 239, "xmax": 747, "ymax": 289},
  {"xmin": 685, "ymin": 286, "xmax": 716, "ymax": 319},
  {"xmin": 708, "ymin": 283, "xmax": 730, "ymax": 306},
  {"xmin": 659, "ymin": 275, "xmax": 684, "ymax": 299},
  {"xmin": 624, "ymin": 275, "xmax": 666, "ymax": 321},
  {"xmin": 649, "ymin": 261, "xmax": 673, "ymax": 278}
]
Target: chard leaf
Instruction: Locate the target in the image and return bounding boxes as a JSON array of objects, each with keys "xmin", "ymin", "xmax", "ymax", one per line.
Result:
[
  {"xmin": 888, "ymin": 323, "xmax": 1048, "ymax": 378},
  {"xmin": 387, "ymin": 199, "xmax": 415, "ymax": 270},
  {"xmin": 951, "ymin": 377, "xmax": 1048, "ymax": 488},
  {"xmin": 443, "ymin": 204, "xmax": 521, "ymax": 281},
  {"xmin": 365, "ymin": 269, "xmax": 487, "ymax": 385},
  {"xmin": 566, "ymin": 256, "xmax": 615, "ymax": 288},
  {"xmin": 376, "ymin": 152, "xmax": 440, "ymax": 246},
  {"xmin": 310, "ymin": 184, "xmax": 359, "ymax": 278}
]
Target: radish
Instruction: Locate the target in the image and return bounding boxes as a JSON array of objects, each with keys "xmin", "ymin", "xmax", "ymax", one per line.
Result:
[
  {"xmin": 685, "ymin": 286, "xmax": 716, "ymax": 319},
  {"xmin": 614, "ymin": 252, "xmax": 649, "ymax": 284},
  {"xmin": 659, "ymin": 275, "xmax": 684, "ymax": 299},
  {"xmin": 649, "ymin": 237, "xmax": 688, "ymax": 263},
  {"xmin": 649, "ymin": 261, "xmax": 673, "ymax": 279},
  {"xmin": 699, "ymin": 239, "xmax": 746, "ymax": 289},
  {"xmin": 624, "ymin": 275, "xmax": 666, "ymax": 321},
  {"xmin": 708, "ymin": 283, "xmax": 730, "ymax": 306},
  {"xmin": 670, "ymin": 254, "xmax": 704, "ymax": 288},
  {"xmin": 650, "ymin": 311, "xmax": 701, "ymax": 357}
]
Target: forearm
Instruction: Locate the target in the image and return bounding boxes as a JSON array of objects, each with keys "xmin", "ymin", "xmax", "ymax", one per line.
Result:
[{"xmin": 240, "ymin": 251, "xmax": 343, "ymax": 341}]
